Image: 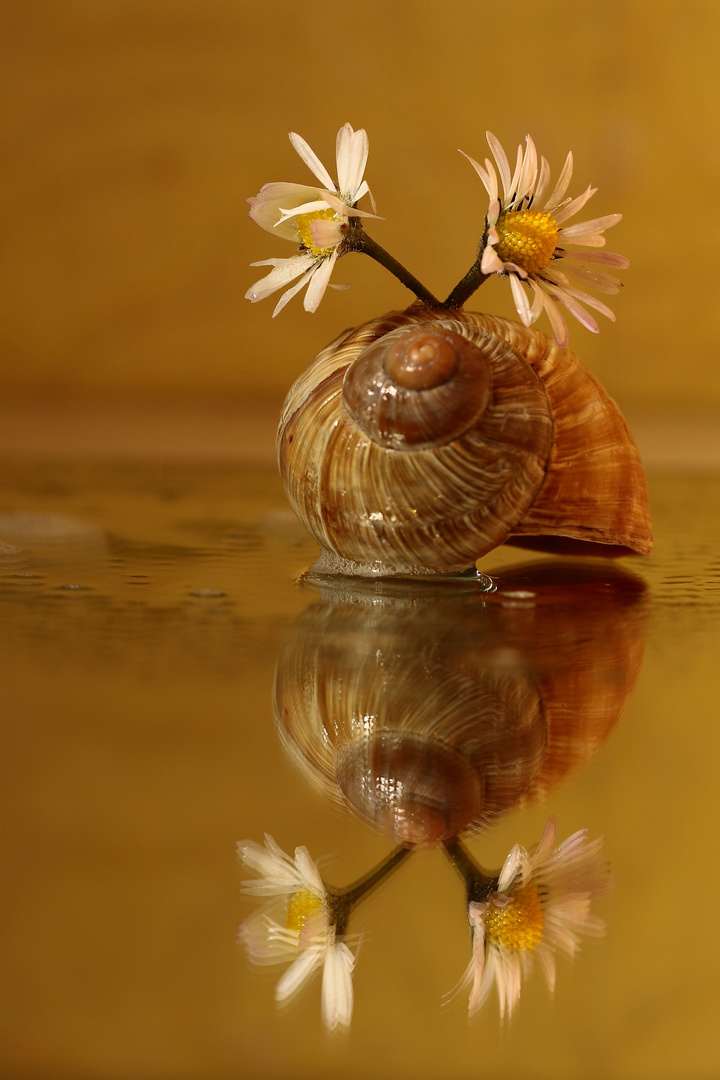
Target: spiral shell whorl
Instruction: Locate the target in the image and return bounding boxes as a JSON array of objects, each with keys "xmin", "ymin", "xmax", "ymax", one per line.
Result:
[
  {"xmin": 342, "ymin": 325, "xmax": 491, "ymax": 451},
  {"xmin": 385, "ymin": 332, "xmax": 457, "ymax": 389},
  {"xmin": 335, "ymin": 732, "xmax": 484, "ymax": 845},
  {"xmin": 279, "ymin": 308, "xmax": 555, "ymax": 574}
]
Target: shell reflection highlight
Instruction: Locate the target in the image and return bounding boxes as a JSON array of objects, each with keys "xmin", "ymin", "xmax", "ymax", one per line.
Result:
[{"xmin": 274, "ymin": 561, "xmax": 649, "ymax": 844}]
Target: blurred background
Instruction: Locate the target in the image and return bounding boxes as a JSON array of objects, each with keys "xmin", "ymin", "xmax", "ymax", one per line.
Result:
[
  {"xmin": 0, "ymin": 0, "xmax": 718, "ymax": 463},
  {"xmin": 2, "ymin": 5, "xmax": 720, "ymax": 1080}
]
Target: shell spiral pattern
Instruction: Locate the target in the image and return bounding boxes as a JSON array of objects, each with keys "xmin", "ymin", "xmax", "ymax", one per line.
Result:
[{"xmin": 278, "ymin": 306, "xmax": 652, "ymax": 575}]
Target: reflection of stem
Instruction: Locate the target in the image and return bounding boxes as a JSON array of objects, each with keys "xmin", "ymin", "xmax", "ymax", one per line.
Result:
[
  {"xmin": 326, "ymin": 845, "xmax": 412, "ymax": 936},
  {"xmin": 443, "ymin": 839, "xmax": 498, "ymax": 904},
  {"xmin": 343, "ymin": 220, "xmax": 441, "ymax": 308}
]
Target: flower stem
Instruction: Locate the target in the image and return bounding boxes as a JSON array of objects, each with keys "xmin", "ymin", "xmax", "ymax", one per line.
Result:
[
  {"xmin": 344, "ymin": 221, "xmax": 441, "ymax": 308},
  {"xmin": 443, "ymin": 839, "xmax": 498, "ymax": 904},
  {"xmin": 442, "ymin": 259, "xmax": 489, "ymax": 309},
  {"xmin": 327, "ymin": 845, "xmax": 412, "ymax": 936}
]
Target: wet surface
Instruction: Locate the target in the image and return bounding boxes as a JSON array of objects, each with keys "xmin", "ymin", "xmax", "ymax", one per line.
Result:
[{"xmin": 1, "ymin": 460, "xmax": 719, "ymax": 1078}]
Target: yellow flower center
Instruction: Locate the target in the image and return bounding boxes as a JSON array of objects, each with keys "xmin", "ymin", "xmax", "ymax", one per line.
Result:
[
  {"xmin": 296, "ymin": 208, "xmax": 342, "ymax": 257},
  {"xmin": 285, "ymin": 889, "xmax": 324, "ymax": 934},
  {"xmin": 494, "ymin": 210, "xmax": 559, "ymax": 276},
  {"xmin": 484, "ymin": 883, "xmax": 545, "ymax": 950}
]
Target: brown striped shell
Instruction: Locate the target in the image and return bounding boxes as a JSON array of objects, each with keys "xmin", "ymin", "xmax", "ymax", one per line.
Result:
[{"xmin": 278, "ymin": 305, "xmax": 652, "ymax": 574}]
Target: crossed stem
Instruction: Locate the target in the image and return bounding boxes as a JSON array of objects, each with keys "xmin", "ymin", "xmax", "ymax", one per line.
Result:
[
  {"xmin": 321, "ymin": 835, "xmax": 502, "ymax": 939},
  {"xmin": 443, "ymin": 839, "xmax": 499, "ymax": 904},
  {"xmin": 343, "ymin": 218, "xmax": 489, "ymax": 310},
  {"xmin": 325, "ymin": 844, "xmax": 412, "ymax": 937}
]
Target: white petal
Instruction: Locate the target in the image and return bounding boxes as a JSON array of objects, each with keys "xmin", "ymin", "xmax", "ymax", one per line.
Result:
[
  {"xmin": 272, "ymin": 264, "xmax": 317, "ymax": 317},
  {"xmin": 564, "ymin": 232, "xmax": 607, "ymax": 248},
  {"xmin": 248, "ymin": 183, "xmax": 322, "ymax": 239},
  {"xmin": 542, "ymin": 912, "xmax": 584, "ymax": 956},
  {"xmin": 560, "ymin": 248, "xmax": 629, "ymax": 269},
  {"xmin": 497, "ymin": 850, "xmax": 517, "ymax": 893},
  {"xmin": 248, "ymin": 257, "xmax": 288, "ymax": 267},
  {"xmin": 336, "ymin": 123, "xmax": 369, "ymax": 199},
  {"xmin": 294, "ymin": 846, "xmax": 326, "ymax": 896},
  {"xmin": 560, "ymin": 213, "xmax": 622, "ymax": 240},
  {"xmin": 486, "ymin": 131, "xmax": 512, "ymax": 203},
  {"xmin": 303, "ymin": 250, "xmax": 338, "ymax": 312},
  {"xmin": 493, "ymin": 946, "xmax": 523, "ymax": 1020},
  {"xmin": 507, "ymin": 142, "xmax": 525, "ymax": 205},
  {"xmin": 552, "ymin": 184, "xmax": 597, "ymax": 225},
  {"xmin": 559, "ymin": 282, "xmax": 617, "ymax": 321},
  {"xmin": 541, "ymin": 292, "xmax": 570, "ymax": 347},
  {"xmin": 529, "ymin": 280, "xmax": 546, "ymax": 321},
  {"xmin": 553, "ymin": 289, "xmax": 601, "ymax": 333},
  {"xmin": 561, "ymin": 266, "xmax": 622, "ymax": 294},
  {"xmin": 244, "ymin": 255, "xmax": 314, "ymax": 305},
  {"xmin": 509, "ymin": 274, "xmax": 533, "ymax": 326},
  {"xmin": 310, "ymin": 218, "xmax": 344, "ymax": 248},
  {"xmin": 321, "ymin": 943, "xmax": 355, "ymax": 1031},
  {"xmin": 543, "ymin": 265, "xmax": 570, "ymax": 287},
  {"xmin": 468, "ymin": 961, "xmax": 495, "ymax": 1016},
  {"xmin": 533, "ymin": 156, "xmax": 551, "ymax": 207},
  {"xmin": 486, "ymin": 197, "xmax": 501, "ymax": 228},
  {"xmin": 275, "ymin": 945, "xmax": 325, "ymax": 1002},
  {"xmin": 499, "ymin": 844, "xmax": 530, "ymax": 891},
  {"xmin": 276, "ymin": 198, "xmax": 333, "ymax": 224},
  {"xmin": 466, "ymin": 911, "xmax": 490, "ymax": 1015},
  {"xmin": 321, "ymin": 190, "xmax": 379, "ymax": 219},
  {"xmin": 536, "ymin": 942, "xmax": 557, "ymax": 993},
  {"xmin": 353, "ymin": 179, "xmax": 369, "ymax": 202},
  {"xmin": 515, "ymin": 135, "xmax": 538, "ymax": 204},
  {"xmin": 289, "ymin": 131, "xmax": 336, "ymax": 190},
  {"xmin": 459, "ymin": 150, "xmax": 498, "ymax": 202},
  {"xmin": 238, "ymin": 837, "xmax": 284, "ymax": 878},
  {"xmin": 480, "ymin": 245, "xmax": 505, "ymax": 275},
  {"xmin": 545, "ymin": 150, "xmax": 574, "ymax": 208},
  {"xmin": 240, "ymin": 911, "xmax": 299, "ymax": 965},
  {"xmin": 534, "ymin": 817, "xmax": 559, "ymax": 864}
]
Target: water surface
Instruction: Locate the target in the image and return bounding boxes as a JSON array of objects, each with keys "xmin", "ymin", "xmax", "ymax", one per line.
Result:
[{"xmin": 1, "ymin": 460, "xmax": 718, "ymax": 1079}]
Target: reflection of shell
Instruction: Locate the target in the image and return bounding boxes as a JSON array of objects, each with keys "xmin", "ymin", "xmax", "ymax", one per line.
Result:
[
  {"xmin": 274, "ymin": 561, "xmax": 649, "ymax": 844},
  {"xmin": 335, "ymin": 732, "xmax": 484, "ymax": 846},
  {"xmin": 278, "ymin": 306, "xmax": 653, "ymax": 574},
  {"xmin": 481, "ymin": 560, "xmax": 649, "ymax": 800}
]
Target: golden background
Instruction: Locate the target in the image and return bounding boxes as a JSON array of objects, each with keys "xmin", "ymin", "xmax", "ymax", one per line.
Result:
[
  {"xmin": 2, "ymin": 4, "xmax": 720, "ymax": 1080},
  {"xmin": 1, "ymin": 0, "xmax": 718, "ymax": 458}
]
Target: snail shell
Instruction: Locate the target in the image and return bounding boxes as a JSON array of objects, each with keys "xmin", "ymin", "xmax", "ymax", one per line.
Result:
[
  {"xmin": 274, "ymin": 590, "xmax": 547, "ymax": 845},
  {"xmin": 274, "ymin": 563, "xmax": 649, "ymax": 844},
  {"xmin": 278, "ymin": 306, "xmax": 652, "ymax": 575}
]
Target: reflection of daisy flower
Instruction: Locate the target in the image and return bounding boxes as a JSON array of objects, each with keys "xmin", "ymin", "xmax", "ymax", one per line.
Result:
[
  {"xmin": 463, "ymin": 132, "xmax": 629, "ymax": 347},
  {"xmin": 238, "ymin": 835, "xmax": 355, "ymax": 1031},
  {"xmin": 457, "ymin": 818, "xmax": 612, "ymax": 1019},
  {"xmin": 245, "ymin": 123, "xmax": 376, "ymax": 316}
]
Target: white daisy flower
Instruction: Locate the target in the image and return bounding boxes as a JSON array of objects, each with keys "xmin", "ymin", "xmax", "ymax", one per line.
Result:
[
  {"xmin": 238, "ymin": 834, "xmax": 356, "ymax": 1032},
  {"xmin": 245, "ymin": 123, "xmax": 377, "ymax": 317},
  {"xmin": 456, "ymin": 818, "xmax": 613, "ymax": 1019},
  {"xmin": 462, "ymin": 132, "xmax": 629, "ymax": 347}
]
